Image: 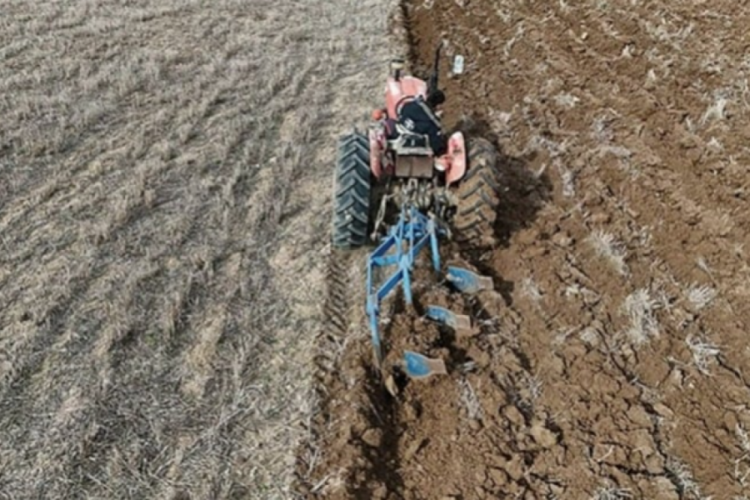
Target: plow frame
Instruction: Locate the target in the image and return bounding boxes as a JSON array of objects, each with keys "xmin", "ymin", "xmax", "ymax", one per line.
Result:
[{"xmin": 365, "ymin": 205, "xmax": 444, "ymax": 365}]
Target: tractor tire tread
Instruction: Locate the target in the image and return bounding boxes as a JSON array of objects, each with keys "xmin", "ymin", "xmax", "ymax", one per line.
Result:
[
  {"xmin": 331, "ymin": 131, "xmax": 371, "ymax": 249},
  {"xmin": 452, "ymin": 138, "xmax": 501, "ymax": 248}
]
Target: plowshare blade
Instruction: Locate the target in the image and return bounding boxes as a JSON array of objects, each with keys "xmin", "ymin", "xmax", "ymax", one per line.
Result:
[
  {"xmin": 425, "ymin": 305, "xmax": 472, "ymax": 332},
  {"xmin": 446, "ymin": 266, "xmax": 493, "ymax": 294},
  {"xmin": 403, "ymin": 351, "xmax": 447, "ymax": 379}
]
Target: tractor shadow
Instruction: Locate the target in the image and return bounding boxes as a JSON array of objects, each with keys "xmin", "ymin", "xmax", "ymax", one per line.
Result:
[{"xmin": 450, "ymin": 115, "xmax": 554, "ymax": 306}]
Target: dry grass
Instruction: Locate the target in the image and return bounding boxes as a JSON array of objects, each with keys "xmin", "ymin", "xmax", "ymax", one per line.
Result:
[
  {"xmin": 621, "ymin": 288, "xmax": 660, "ymax": 346},
  {"xmin": 686, "ymin": 333, "xmax": 721, "ymax": 376},
  {"xmin": 591, "ymin": 486, "xmax": 633, "ymax": 500},
  {"xmin": 458, "ymin": 377, "xmax": 483, "ymax": 421},
  {"xmin": 686, "ymin": 284, "xmax": 717, "ymax": 311},
  {"xmin": 666, "ymin": 457, "xmax": 706, "ymax": 500},
  {"xmin": 0, "ymin": 0, "xmax": 389, "ymax": 498},
  {"xmin": 588, "ymin": 230, "xmax": 629, "ymax": 277}
]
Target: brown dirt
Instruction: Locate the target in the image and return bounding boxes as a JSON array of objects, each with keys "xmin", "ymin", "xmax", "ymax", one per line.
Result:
[{"xmin": 298, "ymin": 1, "xmax": 750, "ymax": 499}]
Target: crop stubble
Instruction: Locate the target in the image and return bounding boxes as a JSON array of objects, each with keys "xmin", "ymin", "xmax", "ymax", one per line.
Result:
[{"xmin": 0, "ymin": 0, "xmax": 393, "ymax": 498}]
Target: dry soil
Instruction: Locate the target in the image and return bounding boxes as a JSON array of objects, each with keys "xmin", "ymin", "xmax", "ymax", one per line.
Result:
[{"xmin": 299, "ymin": 1, "xmax": 750, "ymax": 499}]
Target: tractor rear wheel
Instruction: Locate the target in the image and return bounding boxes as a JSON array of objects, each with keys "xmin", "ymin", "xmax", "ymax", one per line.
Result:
[
  {"xmin": 331, "ymin": 131, "xmax": 371, "ymax": 249},
  {"xmin": 452, "ymin": 137, "xmax": 500, "ymax": 249}
]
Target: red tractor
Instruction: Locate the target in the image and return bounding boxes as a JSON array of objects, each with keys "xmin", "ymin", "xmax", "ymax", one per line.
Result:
[{"xmin": 331, "ymin": 45, "xmax": 501, "ymax": 251}]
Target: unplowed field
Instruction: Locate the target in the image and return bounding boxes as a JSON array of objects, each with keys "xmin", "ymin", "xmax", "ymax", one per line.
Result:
[
  {"xmin": 299, "ymin": 1, "xmax": 750, "ymax": 499},
  {"xmin": 0, "ymin": 1, "xmax": 393, "ymax": 498}
]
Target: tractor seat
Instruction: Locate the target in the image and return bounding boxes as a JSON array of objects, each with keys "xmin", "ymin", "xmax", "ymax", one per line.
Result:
[
  {"xmin": 395, "ymin": 126, "xmax": 430, "ymax": 148},
  {"xmin": 389, "ymin": 124, "xmax": 433, "ymax": 156}
]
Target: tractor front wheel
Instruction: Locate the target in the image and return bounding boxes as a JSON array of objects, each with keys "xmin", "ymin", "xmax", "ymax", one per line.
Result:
[
  {"xmin": 331, "ymin": 131, "xmax": 371, "ymax": 249},
  {"xmin": 452, "ymin": 137, "xmax": 500, "ymax": 249}
]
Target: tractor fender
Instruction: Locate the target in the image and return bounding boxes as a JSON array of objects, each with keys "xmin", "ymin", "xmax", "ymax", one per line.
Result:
[
  {"xmin": 369, "ymin": 127, "xmax": 385, "ymax": 178},
  {"xmin": 445, "ymin": 131, "xmax": 467, "ymax": 185}
]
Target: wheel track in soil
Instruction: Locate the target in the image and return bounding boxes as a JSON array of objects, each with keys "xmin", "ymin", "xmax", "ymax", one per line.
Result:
[{"xmin": 295, "ymin": 246, "xmax": 368, "ymax": 495}]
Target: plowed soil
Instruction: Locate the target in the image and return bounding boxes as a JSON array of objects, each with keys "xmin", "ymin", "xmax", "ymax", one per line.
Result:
[{"xmin": 298, "ymin": 1, "xmax": 750, "ymax": 499}]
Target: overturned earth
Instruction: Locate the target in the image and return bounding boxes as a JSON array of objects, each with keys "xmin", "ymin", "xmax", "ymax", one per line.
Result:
[{"xmin": 296, "ymin": 1, "xmax": 750, "ymax": 499}]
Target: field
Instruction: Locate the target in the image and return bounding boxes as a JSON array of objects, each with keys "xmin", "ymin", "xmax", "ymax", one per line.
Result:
[
  {"xmin": 0, "ymin": 0, "xmax": 392, "ymax": 498},
  {"xmin": 3, "ymin": 0, "xmax": 750, "ymax": 499},
  {"xmin": 299, "ymin": 1, "xmax": 750, "ymax": 499}
]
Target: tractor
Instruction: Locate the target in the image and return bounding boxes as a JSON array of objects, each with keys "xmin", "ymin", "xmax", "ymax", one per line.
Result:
[
  {"xmin": 331, "ymin": 43, "xmax": 501, "ymax": 251},
  {"xmin": 330, "ymin": 44, "xmax": 501, "ymax": 378}
]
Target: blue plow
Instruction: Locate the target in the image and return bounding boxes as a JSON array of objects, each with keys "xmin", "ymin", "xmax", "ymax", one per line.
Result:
[{"xmin": 365, "ymin": 204, "xmax": 492, "ymax": 379}]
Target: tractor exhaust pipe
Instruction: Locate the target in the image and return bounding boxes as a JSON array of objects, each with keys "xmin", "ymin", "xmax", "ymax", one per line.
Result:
[
  {"xmin": 390, "ymin": 58, "xmax": 405, "ymax": 81},
  {"xmin": 427, "ymin": 41, "xmax": 444, "ymax": 98}
]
